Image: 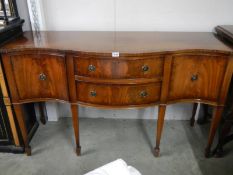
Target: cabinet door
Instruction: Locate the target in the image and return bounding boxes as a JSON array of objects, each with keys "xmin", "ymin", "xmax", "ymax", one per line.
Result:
[
  {"xmin": 168, "ymin": 55, "xmax": 228, "ymax": 103},
  {"xmin": 9, "ymin": 52, "xmax": 69, "ymax": 102}
]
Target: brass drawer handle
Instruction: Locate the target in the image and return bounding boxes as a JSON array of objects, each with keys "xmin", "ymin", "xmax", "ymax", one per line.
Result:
[
  {"xmin": 142, "ymin": 65, "xmax": 149, "ymax": 72},
  {"xmin": 90, "ymin": 90, "xmax": 97, "ymax": 97},
  {"xmin": 39, "ymin": 73, "xmax": 47, "ymax": 81},
  {"xmin": 191, "ymin": 74, "xmax": 198, "ymax": 81},
  {"xmin": 88, "ymin": 65, "xmax": 96, "ymax": 72},
  {"xmin": 140, "ymin": 91, "xmax": 148, "ymax": 98}
]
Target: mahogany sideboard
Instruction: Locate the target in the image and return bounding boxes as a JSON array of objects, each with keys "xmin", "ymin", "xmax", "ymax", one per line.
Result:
[{"xmin": 0, "ymin": 31, "xmax": 233, "ymax": 157}]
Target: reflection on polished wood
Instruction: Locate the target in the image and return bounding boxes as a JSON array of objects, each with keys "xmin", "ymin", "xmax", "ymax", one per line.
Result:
[
  {"xmin": 1, "ymin": 31, "xmax": 232, "ymax": 53},
  {"xmin": 1, "ymin": 31, "xmax": 233, "ymax": 157}
]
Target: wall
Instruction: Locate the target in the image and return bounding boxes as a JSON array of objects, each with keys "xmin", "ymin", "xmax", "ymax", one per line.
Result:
[
  {"xmin": 55, "ymin": 103, "xmax": 195, "ymax": 120},
  {"xmin": 16, "ymin": 0, "xmax": 31, "ymax": 31},
  {"xmin": 20, "ymin": 0, "xmax": 233, "ymax": 120},
  {"xmin": 41, "ymin": 0, "xmax": 233, "ymax": 31}
]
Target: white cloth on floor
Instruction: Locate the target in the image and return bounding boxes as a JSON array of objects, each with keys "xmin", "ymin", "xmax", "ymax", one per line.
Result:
[{"xmin": 84, "ymin": 159, "xmax": 141, "ymax": 175}]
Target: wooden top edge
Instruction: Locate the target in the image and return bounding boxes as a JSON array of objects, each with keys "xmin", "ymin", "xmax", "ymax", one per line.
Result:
[
  {"xmin": 0, "ymin": 31, "xmax": 232, "ymax": 55},
  {"xmin": 1, "ymin": 48, "xmax": 231, "ymax": 56}
]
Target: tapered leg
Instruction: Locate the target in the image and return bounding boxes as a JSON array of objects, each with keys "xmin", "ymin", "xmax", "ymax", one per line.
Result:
[
  {"xmin": 213, "ymin": 121, "xmax": 232, "ymax": 157},
  {"xmin": 13, "ymin": 104, "xmax": 31, "ymax": 156},
  {"xmin": 71, "ymin": 104, "xmax": 81, "ymax": 156},
  {"xmin": 205, "ymin": 106, "xmax": 224, "ymax": 158},
  {"xmin": 154, "ymin": 105, "xmax": 166, "ymax": 157},
  {"xmin": 197, "ymin": 104, "xmax": 210, "ymax": 125},
  {"xmin": 190, "ymin": 103, "xmax": 198, "ymax": 127},
  {"xmin": 38, "ymin": 102, "xmax": 47, "ymax": 125}
]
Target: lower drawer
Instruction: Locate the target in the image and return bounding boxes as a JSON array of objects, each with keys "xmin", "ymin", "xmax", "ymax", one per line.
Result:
[{"xmin": 76, "ymin": 82, "xmax": 161, "ymax": 106}]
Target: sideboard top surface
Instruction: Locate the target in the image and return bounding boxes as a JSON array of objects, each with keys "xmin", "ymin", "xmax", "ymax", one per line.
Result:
[{"xmin": 0, "ymin": 31, "xmax": 232, "ymax": 54}]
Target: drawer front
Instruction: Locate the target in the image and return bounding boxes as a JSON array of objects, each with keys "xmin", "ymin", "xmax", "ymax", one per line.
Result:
[
  {"xmin": 74, "ymin": 55, "xmax": 163, "ymax": 79},
  {"xmin": 77, "ymin": 82, "xmax": 161, "ymax": 106},
  {"xmin": 168, "ymin": 55, "xmax": 228, "ymax": 102},
  {"xmin": 10, "ymin": 53, "xmax": 69, "ymax": 101}
]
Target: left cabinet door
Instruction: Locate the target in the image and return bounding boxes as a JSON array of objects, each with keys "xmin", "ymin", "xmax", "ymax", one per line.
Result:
[{"xmin": 8, "ymin": 52, "xmax": 69, "ymax": 102}]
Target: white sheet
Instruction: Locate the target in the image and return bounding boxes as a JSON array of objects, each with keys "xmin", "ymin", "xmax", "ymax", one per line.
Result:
[{"xmin": 84, "ymin": 159, "xmax": 141, "ymax": 175}]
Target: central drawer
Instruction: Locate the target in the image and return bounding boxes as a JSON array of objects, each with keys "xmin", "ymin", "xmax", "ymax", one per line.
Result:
[
  {"xmin": 76, "ymin": 82, "xmax": 161, "ymax": 106},
  {"xmin": 74, "ymin": 55, "xmax": 164, "ymax": 79}
]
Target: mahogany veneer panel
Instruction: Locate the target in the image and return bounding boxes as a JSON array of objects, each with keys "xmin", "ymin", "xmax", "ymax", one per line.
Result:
[
  {"xmin": 168, "ymin": 54, "xmax": 228, "ymax": 103},
  {"xmin": 74, "ymin": 55, "xmax": 164, "ymax": 79},
  {"xmin": 77, "ymin": 82, "xmax": 161, "ymax": 106},
  {"xmin": 9, "ymin": 52, "xmax": 69, "ymax": 102}
]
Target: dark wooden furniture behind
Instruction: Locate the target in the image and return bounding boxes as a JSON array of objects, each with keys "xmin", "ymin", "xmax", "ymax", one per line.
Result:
[
  {"xmin": 213, "ymin": 25, "xmax": 233, "ymax": 157},
  {"xmin": 1, "ymin": 31, "xmax": 233, "ymax": 157},
  {"xmin": 0, "ymin": 20, "xmax": 39, "ymax": 153}
]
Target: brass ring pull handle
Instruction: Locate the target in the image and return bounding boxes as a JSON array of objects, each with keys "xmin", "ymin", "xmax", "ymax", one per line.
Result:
[
  {"xmin": 39, "ymin": 73, "xmax": 47, "ymax": 81},
  {"xmin": 90, "ymin": 90, "xmax": 97, "ymax": 97},
  {"xmin": 140, "ymin": 91, "xmax": 148, "ymax": 98},
  {"xmin": 191, "ymin": 74, "xmax": 198, "ymax": 81},
  {"xmin": 142, "ymin": 65, "xmax": 149, "ymax": 72},
  {"xmin": 88, "ymin": 65, "xmax": 96, "ymax": 72}
]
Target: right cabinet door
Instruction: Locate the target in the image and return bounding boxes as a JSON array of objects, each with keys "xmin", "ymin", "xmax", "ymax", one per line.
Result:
[{"xmin": 168, "ymin": 54, "xmax": 228, "ymax": 103}]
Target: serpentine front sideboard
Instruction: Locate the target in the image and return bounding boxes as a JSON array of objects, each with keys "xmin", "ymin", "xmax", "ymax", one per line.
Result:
[{"xmin": 0, "ymin": 31, "xmax": 233, "ymax": 157}]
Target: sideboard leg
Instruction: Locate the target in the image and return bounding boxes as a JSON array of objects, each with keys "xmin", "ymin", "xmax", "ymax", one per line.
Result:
[
  {"xmin": 197, "ymin": 104, "xmax": 210, "ymax": 125},
  {"xmin": 13, "ymin": 104, "xmax": 31, "ymax": 156},
  {"xmin": 154, "ymin": 105, "xmax": 166, "ymax": 157},
  {"xmin": 205, "ymin": 106, "xmax": 223, "ymax": 158},
  {"xmin": 190, "ymin": 103, "xmax": 198, "ymax": 127},
  {"xmin": 38, "ymin": 102, "xmax": 47, "ymax": 125},
  {"xmin": 71, "ymin": 104, "xmax": 81, "ymax": 156}
]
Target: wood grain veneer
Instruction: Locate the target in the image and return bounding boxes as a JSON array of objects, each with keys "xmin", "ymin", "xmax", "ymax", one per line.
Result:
[
  {"xmin": 76, "ymin": 82, "xmax": 161, "ymax": 106},
  {"xmin": 168, "ymin": 54, "xmax": 228, "ymax": 103},
  {"xmin": 74, "ymin": 54, "xmax": 164, "ymax": 79},
  {"xmin": 1, "ymin": 31, "xmax": 232, "ymax": 54},
  {"xmin": 8, "ymin": 52, "xmax": 69, "ymax": 102}
]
